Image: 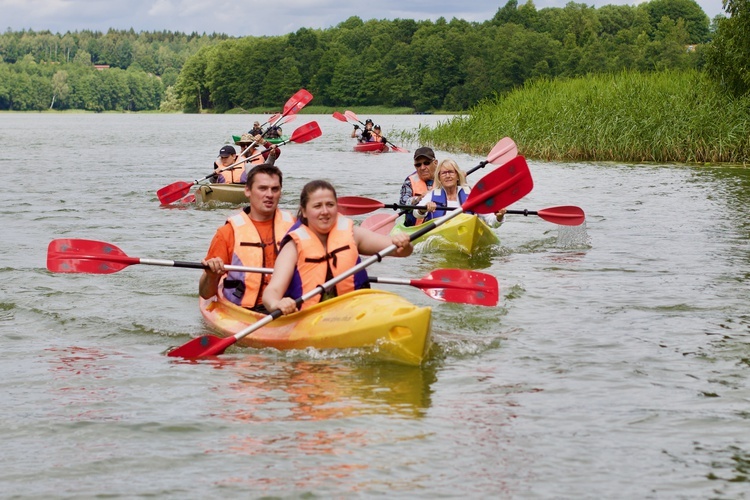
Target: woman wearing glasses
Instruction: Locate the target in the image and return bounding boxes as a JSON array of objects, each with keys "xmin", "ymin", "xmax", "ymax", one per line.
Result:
[{"xmin": 416, "ymin": 159, "xmax": 506, "ymax": 225}]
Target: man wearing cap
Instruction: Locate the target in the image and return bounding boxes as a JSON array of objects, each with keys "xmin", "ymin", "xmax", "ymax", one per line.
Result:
[
  {"xmin": 249, "ymin": 121, "xmax": 264, "ymax": 136},
  {"xmin": 399, "ymin": 147, "xmax": 438, "ymax": 226},
  {"xmin": 212, "ymin": 145, "xmax": 244, "ymax": 184}
]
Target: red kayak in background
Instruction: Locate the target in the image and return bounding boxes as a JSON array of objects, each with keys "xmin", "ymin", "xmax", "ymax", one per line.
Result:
[{"xmin": 353, "ymin": 142, "xmax": 389, "ymax": 153}]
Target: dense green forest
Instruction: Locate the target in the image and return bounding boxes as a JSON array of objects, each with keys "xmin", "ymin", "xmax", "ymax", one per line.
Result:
[
  {"xmin": 0, "ymin": 29, "xmax": 227, "ymax": 111},
  {"xmin": 0, "ymin": 0, "xmax": 722, "ymax": 112}
]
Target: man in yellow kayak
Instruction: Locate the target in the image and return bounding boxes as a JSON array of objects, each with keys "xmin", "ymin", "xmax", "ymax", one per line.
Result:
[
  {"xmin": 399, "ymin": 146, "xmax": 437, "ymax": 226},
  {"xmin": 200, "ymin": 164, "xmax": 296, "ymax": 313}
]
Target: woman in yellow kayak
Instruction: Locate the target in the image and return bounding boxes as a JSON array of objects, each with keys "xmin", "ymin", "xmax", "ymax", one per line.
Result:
[
  {"xmin": 263, "ymin": 180, "xmax": 413, "ymax": 315},
  {"xmin": 416, "ymin": 159, "xmax": 507, "ymax": 225}
]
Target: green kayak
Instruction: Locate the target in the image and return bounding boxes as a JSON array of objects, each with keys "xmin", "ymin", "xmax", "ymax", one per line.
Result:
[{"xmin": 232, "ymin": 134, "xmax": 288, "ymax": 145}]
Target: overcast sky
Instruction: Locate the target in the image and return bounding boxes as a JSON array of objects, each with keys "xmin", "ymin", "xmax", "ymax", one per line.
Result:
[{"xmin": 2, "ymin": 0, "xmax": 726, "ymax": 38}]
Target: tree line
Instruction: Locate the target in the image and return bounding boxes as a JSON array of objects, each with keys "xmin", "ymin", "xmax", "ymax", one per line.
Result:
[
  {"xmin": 0, "ymin": 0, "xmax": 733, "ymax": 112},
  {"xmin": 0, "ymin": 28, "xmax": 226, "ymax": 111}
]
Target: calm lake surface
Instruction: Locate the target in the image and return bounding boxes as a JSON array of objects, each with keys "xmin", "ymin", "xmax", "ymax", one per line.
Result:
[{"xmin": 1, "ymin": 112, "xmax": 749, "ymax": 498}]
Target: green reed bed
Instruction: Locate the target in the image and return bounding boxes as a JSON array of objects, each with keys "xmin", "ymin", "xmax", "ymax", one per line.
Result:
[{"xmin": 419, "ymin": 70, "xmax": 750, "ymax": 165}]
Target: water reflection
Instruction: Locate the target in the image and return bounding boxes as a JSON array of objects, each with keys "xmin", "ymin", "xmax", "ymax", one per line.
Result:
[{"xmin": 208, "ymin": 357, "xmax": 436, "ymax": 422}]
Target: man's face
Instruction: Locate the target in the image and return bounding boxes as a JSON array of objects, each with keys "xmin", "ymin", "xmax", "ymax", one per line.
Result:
[
  {"xmin": 414, "ymin": 156, "xmax": 436, "ymax": 181},
  {"xmin": 245, "ymin": 173, "xmax": 281, "ymax": 220}
]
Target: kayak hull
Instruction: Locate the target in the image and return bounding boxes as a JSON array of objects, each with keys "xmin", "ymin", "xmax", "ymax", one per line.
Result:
[
  {"xmin": 232, "ymin": 134, "xmax": 288, "ymax": 144},
  {"xmin": 353, "ymin": 142, "xmax": 389, "ymax": 153},
  {"xmin": 392, "ymin": 213, "xmax": 500, "ymax": 255},
  {"xmin": 195, "ymin": 183, "xmax": 246, "ymax": 205},
  {"xmin": 200, "ymin": 288, "xmax": 432, "ymax": 366}
]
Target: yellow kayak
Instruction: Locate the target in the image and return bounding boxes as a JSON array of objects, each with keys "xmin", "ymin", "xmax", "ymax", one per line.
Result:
[
  {"xmin": 200, "ymin": 287, "xmax": 432, "ymax": 366},
  {"xmin": 195, "ymin": 183, "xmax": 246, "ymax": 204},
  {"xmin": 391, "ymin": 213, "xmax": 499, "ymax": 255}
]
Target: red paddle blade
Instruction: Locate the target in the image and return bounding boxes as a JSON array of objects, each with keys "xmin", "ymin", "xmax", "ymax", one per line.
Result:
[
  {"xmin": 157, "ymin": 181, "xmax": 192, "ymax": 205},
  {"xmin": 466, "ymin": 156, "xmax": 533, "ymax": 214},
  {"xmin": 332, "ymin": 111, "xmax": 347, "ymax": 122},
  {"xmin": 390, "ymin": 145, "xmax": 409, "ymax": 153},
  {"xmin": 487, "ymin": 137, "xmax": 518, "ymax": 165},
  {"xmin": 47, "ymin": 239, "xmax": 138, "ymax": 274},
  {"xmin": 414, "ymin": 269, "xmax": 499, "ymax": 307},
  {"xmin": 166, "ymin": 334, "xmax": 235, "ymax": 358},
  {"xmin": 280, "ymin": 114, "xmax": 297, "ymax": 125},
  {"xmin": 264, "ymin": 113, "xmax": 281, "ymax": 127},
  {"xmin": 179, "ymin": 194, "xmax": 196, "ymax": 204},
  {"xmin": 362, "ymin": 213, "xmax": 398, "ymax": 234},
  {"xmin": 344, "ymin": 110, "xmax": 361, "ymax": 123},
  {"xmin": 283, "ymin": 89, "xmax": 313, "ymax": 115},
  {"xmin": 537, "ymin": 206, "xmax": 585, "ymax": 226},
  {"xmin": 337, "ymin": 196, "xmax": 384, "ymax": 215},
  {"xmin": 289, "ymin": 121, "xmax": 322, "ymax": 143}
]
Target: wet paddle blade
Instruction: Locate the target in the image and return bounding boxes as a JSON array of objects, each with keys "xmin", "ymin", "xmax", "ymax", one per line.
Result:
[
  {"xmin": 157, "ymin": 181, "xmax": 193, "ymax": 205},
  {"xmin": 537, "ymin": 206, "xmax": 585, "ymax": 226},
  {"xmin": 47, "ymin": 239, "xmax": 138, "ymax": 274},
  {"xmin": 465, "ymin": 156, "xmax": 533, "ymax": 214},
  {"xmin": 337, "ymin": 196, "xmax": 385, "ymax": 215},
  {"xmin": 332, "ymin": 111, "xmax": 347, "ymax": 122},
  {"xmin": 166, "ymin": 334, "xmax": 235, "ymax": 358},
  {"xmin": 415, "ymin": 269, "xmax": 499, "ymax": 306},
  {"xmin": 362, "ymin": 213, "xmax": 398, "ymax": 234}
]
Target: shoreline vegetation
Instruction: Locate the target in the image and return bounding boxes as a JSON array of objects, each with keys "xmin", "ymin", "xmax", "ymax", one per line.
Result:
[{"xmin": 416, "ymin": 69, "xmax": 750, "ymax": 166}]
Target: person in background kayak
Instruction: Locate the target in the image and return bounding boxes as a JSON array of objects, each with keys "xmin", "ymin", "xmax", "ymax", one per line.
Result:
[
  {"xmin": 200, "ymin": 164, "xmax": 295, "ymax": 313},
  {"xmin": 371, "ymin": 124, "xmax": 388, "ymax": 144},
  {"xmin": 263, "ymin": 179, "xmax": 413, "ymax": 315},
  {"xmin": 399, "ymin": 146, "xmax": 437, "ymax": 226},
  {"xmin": 234, "ymin": 133, "xmax": 281, "ymax": 178},
  {"xmin": 266, "ymin": 124, "xmax": 282, "ymax": 139},
  {"xmin": 415, "ymin": 159, "xmax": 507, "ymax": 225},
  {"xmin": 351, "ymin": 118, "xmax": 374, "ymax": 143},
  {"xmin": 249, "ymin": 121, "xmax": 263, "ymax": 136},
  {"xmin": 212, "ymin": 145, "xmax": 244, "ymax": 184}
]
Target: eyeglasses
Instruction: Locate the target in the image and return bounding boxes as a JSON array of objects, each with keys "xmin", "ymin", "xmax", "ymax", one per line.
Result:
[
  {"xmin": 414, "ymin": 160, "xmax": 433, "ymax": 168},
  {"xmin": 439, "ymin": 170, "xmax": 457, "ymax": 177}
]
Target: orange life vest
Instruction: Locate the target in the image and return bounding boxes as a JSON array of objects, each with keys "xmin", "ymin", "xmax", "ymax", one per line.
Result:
[
  {"xmin": 285, "ymin": 216, "xmax": 368, "ymax": 310},
  {"xmin": 221, "ymin": 208, "xmax": 295, "ymax": 308},
  {"xmin": 405, "ymin": 172, "xmax": 432, "ymax": 226},
  {"xmin": 215, "ymin": 159, "xmax": 244, "ymax": 184}
]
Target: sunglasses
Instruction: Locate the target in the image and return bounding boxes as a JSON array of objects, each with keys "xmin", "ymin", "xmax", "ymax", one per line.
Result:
[{"xmin": 414, "ymin": 160, "xmax": 433, "ymax": 168}]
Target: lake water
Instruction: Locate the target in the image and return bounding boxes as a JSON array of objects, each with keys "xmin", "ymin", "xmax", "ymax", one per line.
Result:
[{"xmin": 1, "ymin": 112, "xmax": 749, "ymax": 498}]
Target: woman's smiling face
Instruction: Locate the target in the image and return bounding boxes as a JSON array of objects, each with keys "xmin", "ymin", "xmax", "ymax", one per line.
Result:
[{"xmin": 302, "ymin": 188, "xmax": 338, "ymax": 235}]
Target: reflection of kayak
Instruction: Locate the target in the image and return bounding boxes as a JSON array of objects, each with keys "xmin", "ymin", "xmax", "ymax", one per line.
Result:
[
  {"xmin": 353, "ymin": 142, "xmax": 389, "ymax": 153},
  {"xmin": 232, "ymin": 134, "xmax": 288, "ymax": 144},
  {"xmin": 195, "ymin": 183, "xmax": 246, "ymax": 204},
  {"xmin": 392, "ymin": 213, "xmax": 500, "ymax": 255},
  {"xmin": 200, "ymin": 288, "xmax": 432, "ymax": 366}
]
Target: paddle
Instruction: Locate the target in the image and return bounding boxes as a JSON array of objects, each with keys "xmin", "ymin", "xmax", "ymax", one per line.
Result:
[
  {"xmin": 166, "ymin": 156, "xmax": 532, "ymax": 358},
  {"xmin": 157, "ymin": 89, "xmax": 313, "ymax": 204},
  {"xmin": 47, "ymin": 239, "xmax": 496, "ymax": 306},
  {"xmin": 339, "ymin": 197, "xmax": 584, "ymax": 226},
  {"xmin": 156, "ymin": 119, "xmax": 320, "ymax": 205},
  {"xmin": 361, "ymin": 137, "xmax": 519, "ymax": 234},
  {"xmin": 341, "ymin": 110, "xmax": 409, "ymax": 153}
]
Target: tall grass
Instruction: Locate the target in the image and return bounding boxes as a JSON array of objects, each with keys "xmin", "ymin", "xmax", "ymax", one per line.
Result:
[{"xmin": 418, "ymin": 70, "xmax": 750, "ymax": 165}]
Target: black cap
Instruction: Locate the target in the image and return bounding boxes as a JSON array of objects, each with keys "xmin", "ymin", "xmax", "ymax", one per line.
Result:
[
  {"xmin": 365, "ymin": 119, "xmax": 373, "ymax": 124},
  {"xmin": 219, "ymin": 145, "xmax": 236, "ymax": 157},
  {"xmin": 413, "ymin": 147, "xmax": 435, "ymax": 161}
]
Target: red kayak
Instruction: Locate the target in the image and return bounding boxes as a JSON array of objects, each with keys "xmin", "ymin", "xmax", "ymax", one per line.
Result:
[{"xmin": 353, "ymin": 142, "xmax": 389, "ymax": 153}]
